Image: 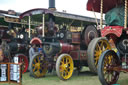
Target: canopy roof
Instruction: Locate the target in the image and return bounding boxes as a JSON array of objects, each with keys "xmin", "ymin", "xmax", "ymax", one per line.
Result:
[
  {"xmin": 87, "ymin": 0, "xmax": 126, "ymax": 13},
  {"xmin": 20, "ymin": 8, "xmax": 102, "ymax": 24}
]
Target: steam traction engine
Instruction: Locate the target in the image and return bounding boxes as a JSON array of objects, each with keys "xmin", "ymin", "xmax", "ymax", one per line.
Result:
[
  {"xmin": 20, "ymin": 8, "xmax": 101, "ymax": 80},
  {"xmin": 0, "ymin": 12, "xmax": 29, "ymax": 73},
  {"xmin": 87, "ymin": 0, "xmax": 128, "ymax": 85}
]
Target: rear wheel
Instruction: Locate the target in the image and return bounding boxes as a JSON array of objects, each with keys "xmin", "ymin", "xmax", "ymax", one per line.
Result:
[
  {"xmin": 87, "ymin": 37, "xmax": 111, "ymax": 74},
  {"xmin": 83, "ymin": 25, "xmax": 99, "ymax": 46},
  {"xmin": 30, "ymin": 53, "xmax": 48, "ymax": 78},
  {"xmin": 98, "ymin": 50, "xmax": 120, "ymax": 85},
  {"xmin": 15, "ymin": 54, "xmax": 29, "ymax": 74},
  {"xmin": 56, "ymin": 54, "xmax": 74, "ymax": 80}
]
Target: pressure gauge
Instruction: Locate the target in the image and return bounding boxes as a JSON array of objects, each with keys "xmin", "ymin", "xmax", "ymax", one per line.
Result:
[
  {"xmin": 20, "ymin": 34, "xmax": 24, "ymax": 39},
  {"xmin": 60, "ymin": 32, "xmax": 64, "ymax": 39}
]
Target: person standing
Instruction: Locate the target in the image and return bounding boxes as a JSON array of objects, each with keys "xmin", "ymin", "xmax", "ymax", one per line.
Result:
[{"xmin": 29, "ymin": 44, "xmax": 36, "ymax": 71}]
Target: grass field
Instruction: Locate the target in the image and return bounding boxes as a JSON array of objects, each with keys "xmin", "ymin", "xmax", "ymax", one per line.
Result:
[{"xmin": 1, "ymin": 67, "xmax": 128, "ymax": 85}]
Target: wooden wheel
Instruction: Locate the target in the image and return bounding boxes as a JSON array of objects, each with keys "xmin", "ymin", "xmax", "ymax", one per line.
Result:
[
  {"xmin": 30, "ymin": 53, "xmax": 48, "ymax": 78},
  {"xmin": 15, "ymin": 54, "xmax": 29, "ymax": 74},
  {"xmin": 98, "ymin": 50, "xmax": 120, "ymax": 85},
  {"xmin": 87, "ymin": 37, "xmax": 111, "ymax": 74},
  {"xmin": 56, "ymin": 54, "xmax": 74, "ymax": 80}
]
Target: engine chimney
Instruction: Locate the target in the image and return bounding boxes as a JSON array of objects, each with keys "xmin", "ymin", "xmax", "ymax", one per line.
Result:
[{"xmin": 49, "ymin": 0, "xmax": 56, "ymax": 11}]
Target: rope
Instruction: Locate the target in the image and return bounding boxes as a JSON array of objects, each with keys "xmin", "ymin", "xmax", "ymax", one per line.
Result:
[
  {"xmin": 92, "ymin": 8, "xmax": 99, "ymax": 27},
  {"xmin": 124, "ymin": 0, "xmax": 128, "ymax": 29},
  {"xmin": 100, "ymin": 0, "xmax": 103, "ymax": 29}
]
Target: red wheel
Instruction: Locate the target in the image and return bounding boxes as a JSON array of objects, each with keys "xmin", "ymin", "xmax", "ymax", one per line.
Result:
[{"xmin": 15, "ymin": 54, "xmax": 29, "ymax": 74}]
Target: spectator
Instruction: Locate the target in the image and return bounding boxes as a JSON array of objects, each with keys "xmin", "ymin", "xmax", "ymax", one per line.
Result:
[
  {"xmin": 29, "ymin": 44, "xmax": 36, "ymax": 70},
  {"xmin": 38, "ymin": 45, "xmax": 45, "ymax": 57}
]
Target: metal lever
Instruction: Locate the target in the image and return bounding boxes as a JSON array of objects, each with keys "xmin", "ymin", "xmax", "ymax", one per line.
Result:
[{"xmin": 122, "ymin": 39, "xmax": 128, "ymax": 68}]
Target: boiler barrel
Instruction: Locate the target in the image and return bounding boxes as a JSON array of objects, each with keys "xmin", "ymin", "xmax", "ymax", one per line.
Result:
[
  {"xmin": 60, "ymin": 43, "xmax": 75, "ymax": 53},
  {"xmin": 43, "ymin": 42, "xmax": 76, "ymax": 56}
]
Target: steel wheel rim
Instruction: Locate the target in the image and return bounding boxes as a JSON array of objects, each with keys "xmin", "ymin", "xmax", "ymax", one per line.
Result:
[
  {"xmin": 94, "ymin": 39, "xmax": 111, "ymax": 67},
  {"xmin": 59, "ymin": 55, "xmax": 73, "ymax": 80},
  {"xmin": 32, "ymin": 55, "xmax": 47, "ymax": 77},
  {"xmin": 18, "ymin": 55, "xmax": 28, "ymax": 74},
  {"xmin": 102, "ymin": 52, "xmax": 119, "ymax": 84}
]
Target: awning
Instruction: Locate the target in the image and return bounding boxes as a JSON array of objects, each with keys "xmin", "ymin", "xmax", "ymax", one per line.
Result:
[{"xmin": 87, "ymin": 0, "xmax": 125, "ymax": 13}]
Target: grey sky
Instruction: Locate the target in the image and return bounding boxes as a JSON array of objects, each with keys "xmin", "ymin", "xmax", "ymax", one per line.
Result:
[{"xmin": 0, "ymin": 0, "xmax": 100, "ymax": 18}]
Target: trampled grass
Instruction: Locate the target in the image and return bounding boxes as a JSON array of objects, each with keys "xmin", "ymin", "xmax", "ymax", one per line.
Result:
[{"xmin": 0, "ymin": 67, "xmax": 128, "ymax": 85}]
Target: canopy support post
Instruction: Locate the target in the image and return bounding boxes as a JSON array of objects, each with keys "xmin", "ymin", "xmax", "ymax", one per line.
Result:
[
  {"xmin": 100, "ymin": 0, "xmax": 103, "ymax": 29},
  {"xmin": 28, "ymin": 16, "xmax": 31, "ymax": 38},
  {"xmin": 124, "ymin": 0, "xmax": 128, "ymax": 29},
  {"xmin": 42, "ymin": 14, "xmax": 45, "ymax": 37}
]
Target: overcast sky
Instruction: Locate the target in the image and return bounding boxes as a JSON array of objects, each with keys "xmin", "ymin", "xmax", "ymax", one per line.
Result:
[{"xmin": 0, "ymin": 0, "xmax": 100, "ymax": 18}]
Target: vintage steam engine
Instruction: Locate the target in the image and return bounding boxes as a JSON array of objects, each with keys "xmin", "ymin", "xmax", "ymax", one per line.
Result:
[
  {"xmin": 20, "ymin": 7, "xmax": 101, "ymax": 80},
  {"xmin": 19, "ymin": 0, "xmax": 104, "ymax": 80},
  {"xmin": 0, "ymin": 12, "xmax": 29, "ymax": 73},
  {"xmin": 87, "ymin": 0, "xmax": 128, "ymax": 85}
]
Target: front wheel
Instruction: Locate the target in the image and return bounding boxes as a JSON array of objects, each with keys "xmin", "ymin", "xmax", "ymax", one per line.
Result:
[
  {"xmin": 98, "ymin": 50, "xmax": 120, "ymax": 85},
  {"xmin": 56, "ymin": 54, "xmax": 74, "ymax": 80},
  {"xmin": 87, "ymin": 37, "xmax": 111, "ymax": 74},
  {"xmin": 30, "ymin": 53, "xmax": 48, "ymax": 78}
]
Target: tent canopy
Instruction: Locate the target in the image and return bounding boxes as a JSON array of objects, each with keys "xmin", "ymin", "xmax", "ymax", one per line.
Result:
[{"xmin": 87, "ymin": 0, "xmax": 126, "ymax": 13}]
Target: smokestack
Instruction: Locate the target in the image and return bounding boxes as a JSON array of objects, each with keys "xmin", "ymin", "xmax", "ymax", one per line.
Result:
[{"xmin": 49, "ymin": 0, "xmax": 56, "ymax": 11}]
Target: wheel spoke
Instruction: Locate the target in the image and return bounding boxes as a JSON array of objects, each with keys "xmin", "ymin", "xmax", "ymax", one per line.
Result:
[
  {"xmin": 59, "ymin": 65, "xmax": 64, "ymax": 72},
  {"xmin": 100, "ymin": 40, "xmax": 104, "ymax": 48},
  {"xmin": 37, "ymin": 56, "xmax": 40, "ymax": 63},
  {"xmin": 95, "ymin": 59, "xmax": 98, "ymax": 65},
  {"xmin": 65, "ymin": 69, "xmax": 69, "ymax": 75},
  {"xmin": 94, "ymin": 51, "xmax": 100, "ymax": 57},
  {"xmin": 66, "ymin": 57, "xmax": 68, "ymax": 63},
  {"xmin": 61, "ymin": 71, "xmax": 64, "ymax": 77},
  {"xmin": 34, "ymin": 59, "xmax": 37, "ymax": 63},
  {"xmin": 97, "ymin": 43, "xmax": 101, "ymax": 51},
  {"xmin": 33, "ymin": 67, "xmax": 37, "ymax": 72}
]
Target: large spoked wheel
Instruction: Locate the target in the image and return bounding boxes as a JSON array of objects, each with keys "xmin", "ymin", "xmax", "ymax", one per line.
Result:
[
  {"xmin": 98, "ymin": 50, "xmax": 120, "ymax": 85},
  {"xmin": 15, "ymin": 54, "xmax": 29, "ymax": 74},
  {"xmin": 83, "ymin": 25, "xmax": 99, "ymax": 46},
  {"xmin": 30, "ymin": 53, "xmax": 48, "ymax": 78},
  {"xmin": 87, "ymin": 37, "xmax": 111, "ymax": 74},
  {"xmin": 56, "ymin": 54, "xmax": 74, "ymax": 80}
]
